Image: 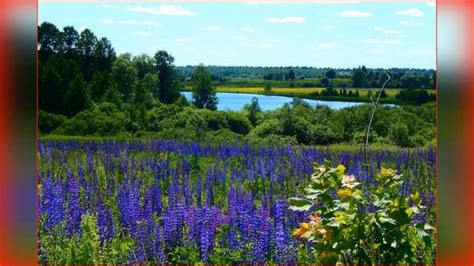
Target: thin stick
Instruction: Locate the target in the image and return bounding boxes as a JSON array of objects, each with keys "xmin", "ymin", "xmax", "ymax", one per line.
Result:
[{"xmin": 364, "ymin": 71, "xmax": 391, "ymax": 169}]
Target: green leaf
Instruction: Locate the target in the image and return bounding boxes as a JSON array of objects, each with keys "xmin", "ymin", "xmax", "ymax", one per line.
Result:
[
  {"xmin": 378, "ymin": 217, "xmax": 396, "ymax": 225},
  {"xmin": 424, "ymin": 223, "xmax": 434, "ymax": 231},
  {"xmin": 410, "ymin": 191, "xmax": 421, "ymax": 206},
  {"xmin": 289, "ymin": 197, "xmax": 312, "ymax": 211},
  {"xmin": 337, "ymin": 188, "xmax": 352, "ymax": 199}
]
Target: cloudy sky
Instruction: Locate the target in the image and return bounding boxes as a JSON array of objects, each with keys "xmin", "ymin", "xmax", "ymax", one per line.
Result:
[{"xmin": 39, "ymin": 1, "xmax": 436, "ymax": 69}]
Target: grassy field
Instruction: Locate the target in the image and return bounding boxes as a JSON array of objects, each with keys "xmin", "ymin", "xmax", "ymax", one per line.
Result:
[{"xmin": 211, "ymin": 86, "xmax": 404, "ymax": 97}]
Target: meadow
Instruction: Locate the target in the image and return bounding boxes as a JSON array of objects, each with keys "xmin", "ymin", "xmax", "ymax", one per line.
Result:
[{"xmin": 38, "ymin": 139, "xmax": 436, "ymax": 264}]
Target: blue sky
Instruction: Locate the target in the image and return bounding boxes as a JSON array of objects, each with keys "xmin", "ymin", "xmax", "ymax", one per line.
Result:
[{"xmin": 39, "ymin": 1, "xmax": 436, "ymax": 69}]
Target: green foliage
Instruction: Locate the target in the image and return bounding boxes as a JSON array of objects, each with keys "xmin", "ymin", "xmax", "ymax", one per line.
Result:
[
  {"xmin": 353, "ymin": 68, "xmax": 368, "ymax": 88},
  {"xmin": 264, "ymin": 82, "xmax": 273, "ymax": 93},
  {"xmin": 54, "ymin": 102, "xmax": 126, "ymax": 136},
  {"xmin": 289, "ymin": 162, "xmax": 435, "ymax": 264},
  {"xmin": 225, "ymin": 112, "xmax": 252, "ymax": 135},
  {"xmin": 243, "ymin": 97, "xmax": 262, "ymax": 126},
  {"xmin": 64, "ymin": 74, "xmax": 92, "ymax": 117},
  {"xmin": 39, "ymin": 111, "xmax": 67, "ymax": 133},
  {"xmin": 395, "ymin": 89, "xmax": 434, "ymax": 104},
  {"xmin": 154, "ymin": 50, "xmax": 181, "ymax": 104},
  {"xmin": 192, "ymin": 64, "xmax": 218, "ymax": 110},
  {"xmin": 388, "ymin": 122, "xmax": 412, "ymax": 147},
  {"xmin": 325, "ymin": 69, "xmax": 336, "ymax": 79}
]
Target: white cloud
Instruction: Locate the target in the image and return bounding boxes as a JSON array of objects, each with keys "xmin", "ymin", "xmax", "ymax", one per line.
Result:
[
  {"xmin": 234, "ymin": 36, "xmax": 247, "ymax": 40},
  {"xmin": 202, "ymin": 25, "xmax": 222, "ymax": 31},
  {"xmin": 184, "ymin": 47, "xmax": 194, "ymax": 51},
  {"xmin": 340, "ymin": 10, "xmax": 373, "ymax": 17},
  {"xmin": 427, "ymin": 0, "xmax": 436, "ymax": 7},
  {"xmin": 100, "ymin": 4, "xmax": 119, "ymax": 8},
  {"xmin": 268, "ymin": 38, "xmax": 281, "ymax": 43},
  {"xmin": 374, "ymin": 26, "xmax": 398, "ymax": 34},
  {"xmin": 396, "ymin": 8, "xmax": 424, "ymax": 17},
  {"xmin": 265, "ymin": 16, "xmax": 306, "ymax": 23},
  {"xmin": 129, "ymin": 4, "xmax": 196, "ymax": 16},
  {"xmin": 176, "ymin": 38, "xmax": 192, "ymax": 42},
  {"xmin": 399, "ymin": 20, "xmax": 422, "ymax": 26},
  {"xmin": 317, "ymin": 42, "xmax": 338, "ymax": 49},
  {"xmin": 337, "ymin": 34, "xmax": 344, "ymax": 39},
  {"xmin": 122, "ymin": 20, "xmax": 160, "ymax": 27},
  {"xmin": 100, "ymin": 18, "xmax": 115, "ymax": 25},
  {"xmin": 260, "ymin": 43, "xmax": 273, "ymax": 48},
  {"xmin": 242, "ymin": 27, "xmax": 255, "ymax": 32},
  {"xmin": 133, "ymin": 31, "xmax": 152, "ymax": 37},
  {"xmin": 362, "ymin": 38, "xmax": 400, "ymax": 45}
]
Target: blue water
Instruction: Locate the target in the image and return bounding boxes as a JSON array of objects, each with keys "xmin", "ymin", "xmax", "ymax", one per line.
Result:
[{"xmin": 181, "ymin": 91, "xmax": 371, "ymax": 111}]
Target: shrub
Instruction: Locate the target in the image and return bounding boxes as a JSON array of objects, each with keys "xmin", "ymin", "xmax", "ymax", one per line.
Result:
[
  {"xmin": 54, "ymin": 102, "xmax": 126, "ymax": 136},
  {"xmin": 39, "ymin": 111, "xmax": 67, "ymax": 133},
  {"xmin": 290, "ymin": 162, "xmax": 434, "ymax": 264},
  {"xmin": 225, "ymin": 112, "xmax": 252, "ymax": 135}
]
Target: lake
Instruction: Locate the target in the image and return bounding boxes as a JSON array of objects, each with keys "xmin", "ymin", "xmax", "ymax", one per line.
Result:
[{"xmin": 181, "ymin": 91, "xmax": 371, "ymax": 111}]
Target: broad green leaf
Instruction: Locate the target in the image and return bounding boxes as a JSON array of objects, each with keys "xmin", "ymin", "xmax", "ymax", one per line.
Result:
[
  {"xmin": 378, "ymin": 216, "xmax": 396, "ymax": 225},
  {"xmin": 289, "ymin": 197, "xmax": 312, "ymax": 211}
]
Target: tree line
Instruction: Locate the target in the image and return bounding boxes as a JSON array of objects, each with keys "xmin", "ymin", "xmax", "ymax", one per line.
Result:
[
  {"xmin": 39, "ymin": 21, "xmax": 217, "ymax": 118},
  {"xmin": 176, "ymin": 66, "xmax": 436, "ymax": 89}
]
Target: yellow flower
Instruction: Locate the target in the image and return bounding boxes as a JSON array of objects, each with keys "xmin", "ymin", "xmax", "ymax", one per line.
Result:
[
  {"xmin": 380, "ymin": 167, "xmax": 397, "ymax": 178},
  {"xmin": 293, "ymin": 222, "xmax": 311, "ymax": 238},
  {"xmin": 336, "ymin": 164, "xmax": 346, "ymax": 174}
]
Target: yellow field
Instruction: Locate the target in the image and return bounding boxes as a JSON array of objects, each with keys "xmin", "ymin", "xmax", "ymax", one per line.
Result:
[{"xmin": 214, "ymin": 87, "xmax": 409, "ymax": 97}]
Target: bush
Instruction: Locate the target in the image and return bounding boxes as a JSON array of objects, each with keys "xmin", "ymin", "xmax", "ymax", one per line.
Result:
[
  {"xmin": 199, "ymin": 109, "xmax": 228, "ymax": 131},
  {"xmin": 39, "ymin": 111, "xmax": 67, "ymax": 133},
  {"xmin": 290, "ymin": 162, "xmax": 434, "ymax": 264},
  {"xmin": 54, "ymin": 102, "xmax": 126, "ymax": 136},
  {"xmin": 388, "ymin": 122, "xmax": 412, "ymax": 147},
  {"xmin": 225, "ymin": 112, "xmax": 252, "ymax": 135}
]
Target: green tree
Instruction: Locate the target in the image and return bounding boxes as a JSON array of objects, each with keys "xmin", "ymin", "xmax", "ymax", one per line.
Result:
[
  {"xmin": 64, "ymin": 74, "xmax": 92, "ymax": 116},
  {"xmin": 192, "ymin": 64, "xmax": 217, "ymax": 110},
  {"xmin": 389, "ymin": 122, "xmax": 412, "ymax": 147},
  {"xmin": 243, "ymin": 97, "xmax": 261, "ymax": 126},
  {"xmin": 38, "ymin": 22, "xmax": 62, "ymax": 58},
  {"xmin": 93, "ymin": 37, "xmax": 116, "ymax": 72},
  {"xmin": 77, "ymin": 28, "xmax": 97, "ymax": 81},
  {"xmin": 325, "ymin": 69, "xmax": 336, "ymax": 79},
  {"xmin": 154, "ymin": 50, "xmax": 181, "ymax": 103},
  {"xmin": 134, "ymin": 73, "xmax": 158, "ymax": 108},
  {"xmin": 133, "ymin": 54, "xmax": 156, "ymax": 79},
  {"xmin": 110, "ymin": 54, "xmax": 137, "ymax": 102},
  {"xmin": 288, "ymin": 69, "xmax": 296, "ymax": 80},
  {"xmin": 353, "ymin": 69, "xmax": 368, "ymax": 88},
  {"xmin": 61, "ymin": 26, "xmax": 79, "ymax": 58},
  {"xmin": 320, "ymin": 77, "xmax": 330, "ymax": 87}
]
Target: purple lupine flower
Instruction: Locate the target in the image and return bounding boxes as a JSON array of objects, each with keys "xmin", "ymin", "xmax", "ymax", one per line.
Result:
[
  {"xmin": 96, "ymin": 201, "xmax": 114, "ymax": 245},
  {"xmin": 66, "ymin": 173, "xmax": 82, "ymax": 236},
  {"xmin": 45, "ymin": 179, "xmax": 65, "ymax": 230},
  {"xmin": 252, "ymin": 205, "xmax": 270, "ymax": 262},
  {"xmin": 196, "ymin": 174, "xmax": 203, "ymax": 208},
  {"xmin": 274, "ymin": 199, "xmax": 287, "ymax": 263},
  {"xmin": 150, "ymin": 184, "xmax": 162, "ymax": 216}
]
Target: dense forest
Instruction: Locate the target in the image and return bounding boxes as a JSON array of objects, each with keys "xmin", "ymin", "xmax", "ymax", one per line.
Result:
[{"xmin": 39, "ymin": 22, "xmax": 436, "ymax": 147}]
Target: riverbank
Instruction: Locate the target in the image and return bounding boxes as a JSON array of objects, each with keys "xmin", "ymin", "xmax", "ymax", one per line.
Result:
[{"xmin": 181, "ymin": 86, "xmax": 436, "ymax": 105}]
